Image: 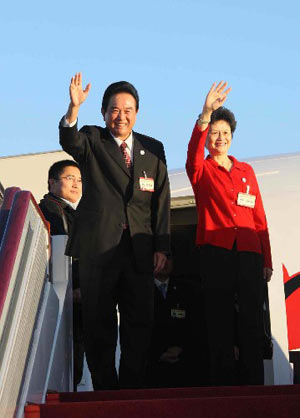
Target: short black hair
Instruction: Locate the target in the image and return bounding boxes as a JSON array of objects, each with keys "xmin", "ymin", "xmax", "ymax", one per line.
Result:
[
  {"xmin": 211, "ymin": 107, "xmax": 237, "ymax": 134},
  {"xmin": 101, "ymin": 81, "xmax": 139, "ymax": 112},
  {"xmin": 48, "ymin": 160, "xmax": 80, "ymax": 190}
]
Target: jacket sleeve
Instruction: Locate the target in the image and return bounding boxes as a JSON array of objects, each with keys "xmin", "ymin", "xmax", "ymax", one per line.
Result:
[
  {"xmin": 151, "ymin": 142, "xmax": 171, "ymax": 254},
  {"xmin": 186, "ymin": 122, "xmax": 209, "ymax": 189},
  {"xmin": 250, "ymin": 167, "xmax": 273, "ymax": 269},
  {"xmin": 59, "ymin": 118, "xmax": 92, "ymax": 164},
  {"xmin": 39, "ymin": 199, "xmax": 68, "ymax": 235}
]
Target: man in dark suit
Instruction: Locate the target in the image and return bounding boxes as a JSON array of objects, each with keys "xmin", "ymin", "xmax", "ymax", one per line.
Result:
[
  {"xmin": 39, "ymin": 159, "xmax": 84, "ymax": 390},
  {"xmin": 146, "ymin": 258, "xmax": 206, "ymax": 388},
  {"xmin": 59, "ymin": 73, "xmax": 170, "ymax": 390}
]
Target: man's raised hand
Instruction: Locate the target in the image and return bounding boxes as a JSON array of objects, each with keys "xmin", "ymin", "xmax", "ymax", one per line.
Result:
[
  {"xmin": 69, "ymin": 72, "xmax": 91, "ymax": 107},
  {"xmin": 66, "ymin": 73, "xmax": 91, "ymax": 124}
]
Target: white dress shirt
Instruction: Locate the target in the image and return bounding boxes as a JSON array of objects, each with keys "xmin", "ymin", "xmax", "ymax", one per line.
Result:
[{"xmin": 60, "ymin": 196, "xmax": 79, "ymax": 210}]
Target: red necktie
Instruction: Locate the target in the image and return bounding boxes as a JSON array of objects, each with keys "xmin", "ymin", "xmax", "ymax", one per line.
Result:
[{"xmin": 120, "ymin": 142, "xmax": 133, "ymax": 173}]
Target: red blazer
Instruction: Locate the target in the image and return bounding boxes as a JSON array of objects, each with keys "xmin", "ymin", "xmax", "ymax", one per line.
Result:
[{"xmin": 186, "ymin": 122, "xmax": 272, "ymax": 269}]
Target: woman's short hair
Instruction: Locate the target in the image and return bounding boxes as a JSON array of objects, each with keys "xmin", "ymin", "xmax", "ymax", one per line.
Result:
[
  {"xmin": 211, "ymin": 107, "xmax": 237, "ymax": 134},
  {"xmin": 102, "ymin": 81, "xmax": 139, "ymax": 112}
]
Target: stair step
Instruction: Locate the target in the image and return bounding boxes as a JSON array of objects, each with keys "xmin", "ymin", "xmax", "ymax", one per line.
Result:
[
  {"xmin": 46, "ymin": 384, "xmax": 300, "ymax": 403},
  {"xmin": 25, "ymin": 393, "xmax": 300, "ymax": 418}
]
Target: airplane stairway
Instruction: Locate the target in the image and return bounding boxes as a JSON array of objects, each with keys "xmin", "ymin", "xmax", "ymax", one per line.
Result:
[{"xmin": 0, "ymin": 187, "xmax": 73, "ymax": 418}]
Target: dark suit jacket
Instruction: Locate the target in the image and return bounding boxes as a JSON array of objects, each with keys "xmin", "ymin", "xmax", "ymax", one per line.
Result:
[
  {"xmin": 39, "ymin": 192, "xmax": 74, "ymax": 235},
  {"xmin": 146, "ymin": 277, "xmax": 205, "ymax": 388},
  {"xmin": 149, "ymin": 277, "xmax": 201, "ymax": 359},
  {"xmin": 39, "ymin": 192, "xmax": 80, "ymax": 288},
  {"xmin": 59, "ymin": 123, "xmax": 170, "ymax": 272}
]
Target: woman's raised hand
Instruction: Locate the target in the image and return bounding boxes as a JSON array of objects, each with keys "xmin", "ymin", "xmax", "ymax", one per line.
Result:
[
  {"xmin": 203, "ymin": 81, "xmax": 231, "ymax": 113},
  {"xmin": 69, "ymin": 72, "xmax": 91, "ymax": 107}
]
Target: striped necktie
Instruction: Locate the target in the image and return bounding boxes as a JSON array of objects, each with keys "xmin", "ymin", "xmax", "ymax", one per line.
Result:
[{"xmin": 120, "ymin": 142, "xmax": 133, "ymax": 173}]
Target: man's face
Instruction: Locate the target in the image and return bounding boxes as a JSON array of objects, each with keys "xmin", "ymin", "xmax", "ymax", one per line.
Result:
[
  {"xmin": 155, "ymin": 259, "xmax": 173, "ymax": 282},
  {"xmin": 102, "ymin": 92, "xmax": 138, "ymax": 141},
  {"xmin": 49, "ymin": 166, "xmax": 82, "ymax": 203}
]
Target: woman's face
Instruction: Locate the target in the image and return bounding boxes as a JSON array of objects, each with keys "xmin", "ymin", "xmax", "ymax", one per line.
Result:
[{"xmin": 206, "ymin": 120, "xmax": 232, "ymax": 156}]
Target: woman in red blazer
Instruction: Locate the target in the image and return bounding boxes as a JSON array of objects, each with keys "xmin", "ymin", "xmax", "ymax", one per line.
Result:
[{"xmin": 186, "ymin": 81, "xmax": 272, "ymax": 386}]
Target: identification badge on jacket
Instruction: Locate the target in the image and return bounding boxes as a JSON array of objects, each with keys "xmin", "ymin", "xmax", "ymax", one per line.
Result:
[
  {"xmin": 171, "ymin": 309, "xmax": 186, "ymax": 319},
  {"xmin": 139, "ymin": 177, "xmax": 154, "ymax": 192},
  {"xmin": 237, "ymin": 192, "xmax": 256, "ymax": 208}
]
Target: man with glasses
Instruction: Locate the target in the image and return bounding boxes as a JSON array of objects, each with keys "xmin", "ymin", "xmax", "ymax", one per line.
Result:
[
  {"xmin": 39, "ymin": 159, "xmax": 84, "ymax": 390},
  {"xmin": 39, "ymin": 159, "xmax": 82, "ymax": 234}
]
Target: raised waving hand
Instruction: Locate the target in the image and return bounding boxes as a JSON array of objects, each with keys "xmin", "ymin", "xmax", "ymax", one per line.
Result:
[
  {"xmin": 69, "ymin": 72, "xmax": 91, "ymax": 107},
  {"xmin": 198, "ymin": 81, "xmax": 231, "ymax": 131},
  {"xmin": 66, "ymin": 73, "xmax": 91, "ymax": 124},
  {"xmin": 204, "ymin": 81, "xmax": 231, "ymax": 112}
]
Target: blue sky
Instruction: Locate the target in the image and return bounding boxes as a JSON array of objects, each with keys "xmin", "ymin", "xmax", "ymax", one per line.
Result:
[{"xmin": 1, "ymin": 0, "xmax": 299, "ymax": 169}]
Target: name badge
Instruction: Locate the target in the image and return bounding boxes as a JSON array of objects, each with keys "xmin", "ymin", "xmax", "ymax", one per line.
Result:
[
  {"xmin": 139, "ymin": 177, "xmax": 154, "ymax": 192},
  {"xmin": 237, "ymin": 192, "xmax": 256, "ymax": 208},
  {"xmin": 171, "ymin": 309, "xmax": 186, "ymax": 319}
]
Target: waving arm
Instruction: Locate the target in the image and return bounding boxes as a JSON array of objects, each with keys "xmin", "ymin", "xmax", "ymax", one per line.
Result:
[
  {"xmin": 198, "ymin": 81, "xmax": 231, "ymax": 131},
  {"xmin": 66, "ymin": 72, "xmax": 91, "ymax": 124}
]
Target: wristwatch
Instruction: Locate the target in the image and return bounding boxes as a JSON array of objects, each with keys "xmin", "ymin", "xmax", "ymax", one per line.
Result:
[{"xmin": 197, "ymin": 115, "xmax": 210, "ymax": 124}]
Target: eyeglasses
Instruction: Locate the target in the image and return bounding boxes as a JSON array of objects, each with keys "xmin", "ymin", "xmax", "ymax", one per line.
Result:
[{"xmin": 59, "ymin": 175, "xmax": 82, "ymax": 183}]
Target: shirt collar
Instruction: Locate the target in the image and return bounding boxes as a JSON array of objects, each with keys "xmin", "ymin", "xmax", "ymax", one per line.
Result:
[
  {"xmin": 206, "ymin": 155, "xmax": 246, "ymax": 171},
  {"xmin": 154, "ymin": 277, "xmax": 169, "ymax": 290},
  {"xmin": 59, "ymin": 197, "xmax": 79, "ymax": 210},
  {"xmin": 110, "ymin": 131, "xmax": 134, "ymax": 152},
  {"xmin": 229, "ymin": 156, "xmax": 247, "ymax": 171}
]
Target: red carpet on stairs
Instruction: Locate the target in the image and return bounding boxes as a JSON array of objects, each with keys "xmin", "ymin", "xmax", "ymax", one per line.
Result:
[
  {"xmin": 24, "ymin": 385, "xmax": 300, "ymax": 418},
  {"xmin": 48, "ymin": 384, "xmax": 300, "ymax": 403}
]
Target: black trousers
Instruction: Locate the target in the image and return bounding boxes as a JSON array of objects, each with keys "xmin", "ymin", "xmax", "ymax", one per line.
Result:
[
  {"xmin": 199, "ymin": 244, "xmax": 265, "ymax": 386},
  {"xmin": 79, "ymin": 230, "xmax": 154, "ymax": 390},
  {"xmin": 73, "ymin": 302, "xmax": 84, "ymax": 389}
]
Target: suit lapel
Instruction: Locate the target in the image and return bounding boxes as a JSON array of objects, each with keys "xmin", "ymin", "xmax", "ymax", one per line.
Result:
[
  {"xmin": 103, "ymin": 129, "xmax": 131, "ymax": 177},
  {"xmin": 133, "ymin": 133, "xmax": 149, "ymax": 181}
]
